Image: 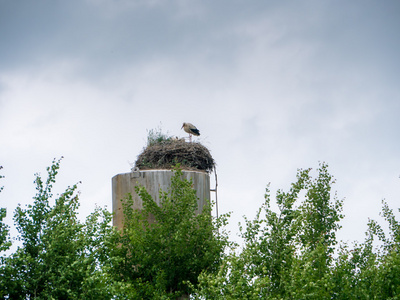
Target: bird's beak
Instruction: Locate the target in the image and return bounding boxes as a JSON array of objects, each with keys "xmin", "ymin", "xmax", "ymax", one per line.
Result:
[{"xmin": 181, "ymin": 124, "xmax": 184, "ymax": 129}]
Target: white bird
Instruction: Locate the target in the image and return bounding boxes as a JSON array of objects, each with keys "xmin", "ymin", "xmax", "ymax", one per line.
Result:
[{"xmin": 181, "ymin": 122, "xmax": 200, "ymax": 142}]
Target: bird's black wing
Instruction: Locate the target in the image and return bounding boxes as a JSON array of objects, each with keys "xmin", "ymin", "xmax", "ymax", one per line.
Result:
[{"xmin": 190, "ymin": 128, "xmax": 200, "ymax": 136}]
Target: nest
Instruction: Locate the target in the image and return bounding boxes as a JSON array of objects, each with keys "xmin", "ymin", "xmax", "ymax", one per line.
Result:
[{"xmin": 135, "ymin": 139, "xmax": 215, "ymax": 173}]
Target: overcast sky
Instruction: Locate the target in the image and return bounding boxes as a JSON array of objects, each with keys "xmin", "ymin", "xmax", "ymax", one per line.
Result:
[{"xmin": 1, "ymin": 0, "xmax": 400, "ymax": 249}]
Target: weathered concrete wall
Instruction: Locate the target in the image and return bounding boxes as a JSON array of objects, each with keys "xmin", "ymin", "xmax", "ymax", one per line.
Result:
[{"xmin": 112, "ymin": 169, "xmax": 210, "ymax": 230}]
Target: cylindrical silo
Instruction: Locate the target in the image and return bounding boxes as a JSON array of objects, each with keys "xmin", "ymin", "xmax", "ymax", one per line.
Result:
[{"xmin": 112, "ymin": 169, "xmax": 210, "ymax": 230}]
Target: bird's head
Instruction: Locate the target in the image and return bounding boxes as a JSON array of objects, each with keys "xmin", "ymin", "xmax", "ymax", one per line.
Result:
[{"xmin": 181, "ymin": 123, "xmax": 186, "ymax": 129}]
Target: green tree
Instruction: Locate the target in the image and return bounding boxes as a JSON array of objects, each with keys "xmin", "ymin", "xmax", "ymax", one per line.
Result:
[
  {"xmin": 193, "ymin": 163, "xmax": 344, "ymax": 299},
  {"xmin": 2, "ymin": 158, "xmax": 399, "ymax": 299},
  {"xmin": 285, "ymin": 163, "xmax": 343, "ymax": 298},
  {"xmin": 105, "ymin": 166, "xmax": 229, "ymax": 299},
  {"xmin": 329, "ymin": 200, "xmax": 400, "ymax": 300},
  {"xmin": 362, "ymin": 201, "xmax": 400, "ymax": 299},
  {"xmin": 0, "ymin": 166, "xmax": 11, "ymax": 253},
  {"xmin": 0, "ymin": 165, "xmax": 12, "ymax": 297},
  {"xmin": 0, "ymin": 158, "xmax": 113, "ymax": 299}
]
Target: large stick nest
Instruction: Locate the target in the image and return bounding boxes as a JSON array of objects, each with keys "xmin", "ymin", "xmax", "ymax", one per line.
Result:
[{"xmin": 135, "ymin": 139, "xmax": 215, "ymax": 173}]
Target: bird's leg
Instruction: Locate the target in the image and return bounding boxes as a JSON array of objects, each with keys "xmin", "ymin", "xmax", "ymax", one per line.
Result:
[{"xmin": 189, "ymin": 134, "xmax": 192, "ymax": 142}]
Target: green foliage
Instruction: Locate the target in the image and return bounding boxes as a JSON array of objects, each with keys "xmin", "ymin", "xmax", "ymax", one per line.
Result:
[
  {"xmin": 193, "ymin": 163, "xmax": 400, "ymax": 300},
  {"xmin": 364, "ymin": 201, "xmax": 400, "ymax": 299},
  {"xmin": 1, "ymin": 159, "xmax": 400, "ymax": 299},
  {"xmin": 0, "ymin": 166, "xmax": 11, "ymax": 253},
  {"xmin": 146, "ymin": 126, "xmax": 173, "ymax": 147},
  {"xmin": 0, "ymin": 158, "xmax": 113, "ymax": 299},
  {"xmin": 105, "ymin": 166, "xmax": 230, "ymax": 299},
  {"xmin": 193, "ymin": 163, "xmax": 344, "ymax": 299}
]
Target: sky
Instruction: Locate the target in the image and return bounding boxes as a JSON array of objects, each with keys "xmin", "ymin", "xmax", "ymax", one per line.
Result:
[{"xmin": 1, "ymin": 0, "xmax": 400, "ymax": 250}]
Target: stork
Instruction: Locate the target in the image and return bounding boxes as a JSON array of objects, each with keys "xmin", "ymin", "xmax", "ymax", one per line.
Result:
[{"xmin": 181, "ymin": 122, "xmax": 200, "ymax": 142}]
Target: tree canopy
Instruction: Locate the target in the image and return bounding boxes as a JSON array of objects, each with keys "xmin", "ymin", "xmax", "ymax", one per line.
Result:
[
  {"xmin": 103, "ymin": 166, "xmax": 230, "ymax": 299},
  {"xmin": 0, "ymin": 159, "xmax": 112, "ymax": 299},
  {"xmin": 0, "ymin": 160, "xmax": 399, "ymax": 299},
  {"xmin": 192, "ymin": 164, "xmax": 400, "ymax": 299},
  {"xmin": 0, "ymin": 166, "xmax": 11, "ymax": 253}
]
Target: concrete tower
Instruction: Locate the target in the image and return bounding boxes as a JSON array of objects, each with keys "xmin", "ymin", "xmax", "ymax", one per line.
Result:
[{"xmin": 112, "ymin": 168, "xmax": 210, "ymax": 230}]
